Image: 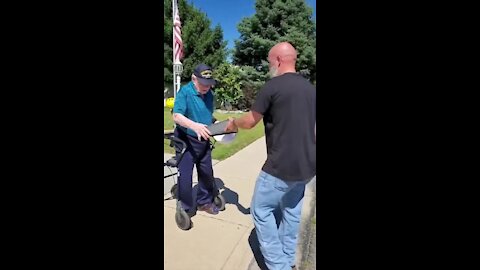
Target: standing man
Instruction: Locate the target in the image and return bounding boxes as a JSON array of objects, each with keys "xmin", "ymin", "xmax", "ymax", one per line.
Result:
[
  {"xmin": 172, "ymin": 63, "xmax": 220, "ymax": 215},
  {"xmin": 226, "ymin": 42, "xmax": 316, "ymax": 270}
]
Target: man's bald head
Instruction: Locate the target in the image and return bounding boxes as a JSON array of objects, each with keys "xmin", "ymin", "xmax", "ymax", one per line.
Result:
[
  {"xmin": 269, "ymin": 42, "xmax": 297, "ymax": 62},
  {"xmin": 267, "ymin": 42, "xmax": 297, "ymax": 77}
]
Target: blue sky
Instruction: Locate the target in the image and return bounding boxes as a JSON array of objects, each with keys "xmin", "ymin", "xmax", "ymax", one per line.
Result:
[{"xmin": 188, "ymin": 0, "xmax": 316, "ymax": 55}]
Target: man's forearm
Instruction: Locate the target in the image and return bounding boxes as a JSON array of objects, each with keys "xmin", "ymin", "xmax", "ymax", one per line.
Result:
[
  {"xmin": 173, "ymin": 113, "xmax": 196, "ymax": 129},
  {"xmin": 233, "ymin": 116, "xmax": 253, "ymax": 129},
  {"xmin": 228, "ymin": 110, "xmax": 263, "ymax": 130}
]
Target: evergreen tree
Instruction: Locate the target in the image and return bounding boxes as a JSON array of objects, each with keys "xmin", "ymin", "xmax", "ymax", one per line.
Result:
[{"xmin": 233, "ymin": 0, "xmax": 316, "ymax": 82}]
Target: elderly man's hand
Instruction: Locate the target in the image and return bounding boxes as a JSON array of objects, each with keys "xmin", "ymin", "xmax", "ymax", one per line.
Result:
[
  {"xmin": 191, "ymin": 122, "xmax": 211, "ymax": 140},
  {"xmin": 225, "ymin": 117, "xmax": 238, "ymax": 133}
]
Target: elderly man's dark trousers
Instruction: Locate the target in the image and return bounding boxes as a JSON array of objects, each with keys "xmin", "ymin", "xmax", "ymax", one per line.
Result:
[{"xmin": 174, "ymin": 130, "xmax": 216, "ymax": 213}]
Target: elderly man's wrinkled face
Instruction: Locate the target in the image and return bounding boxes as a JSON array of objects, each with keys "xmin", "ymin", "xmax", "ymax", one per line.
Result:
[{"xmin": 193, "ymin": 76, "xmax": 211, "ymax": 94}]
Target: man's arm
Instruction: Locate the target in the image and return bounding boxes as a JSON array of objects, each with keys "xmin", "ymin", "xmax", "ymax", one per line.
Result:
[
  {"xmin": 234, "ymin": 110, "xmax": 263, "ymax": 129},
  {"xmin": 173, "ymin": 113, "xmax": 196, "ymax": 130},
  {"xmin": 225, "ymin": 83, "xmax": 271, "ymax": 132},
  {"xmin": 173, "ymin": 113, "xmax": 211, "ymax": 140},
  {"xmin": 171, "ymin": 89, "xmax": 211, "ymax": 140},
  {"xmin": 225, "ymin": 110, "xmax": 263, "ymax": 132}
]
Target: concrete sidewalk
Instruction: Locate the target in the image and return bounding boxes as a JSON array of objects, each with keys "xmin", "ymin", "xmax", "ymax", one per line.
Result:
[{"xmin": 163, "ymin": 137, "xmax": 315, "ymax": 270}]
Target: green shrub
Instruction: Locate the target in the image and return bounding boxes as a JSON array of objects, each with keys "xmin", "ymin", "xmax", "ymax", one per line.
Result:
[{"xmin": 213, "ymin": 63, "xmax": 243, "ymax": 110}]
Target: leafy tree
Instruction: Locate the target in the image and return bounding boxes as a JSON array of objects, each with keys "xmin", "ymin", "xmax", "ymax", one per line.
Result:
[
  {"xmin": 164, "ymin": 0, "xmax": 227, "ymax": 85},
  {"xmin": 213, "ymin": 64, "xmax": 269, "ymax": 111},
  {"xmin": 212, "ymin": 63, "xmax": 243, "ymax": 110},
  {"xmin": 233, "ymin": 0, "xmax": 316, "ymax": 83}
]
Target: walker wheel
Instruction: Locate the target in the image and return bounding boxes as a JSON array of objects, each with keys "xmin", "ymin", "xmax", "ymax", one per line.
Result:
[
  {"xmin": 170, "ymin": 184, "xmax": 178, "ymax": 199},
  {"xmin": 214, "ymin": 194, "xmax": 226, "ymax": 211},
  {"xmin": 175, "ymin": 208, "xmax": 192, "ymax": 230}
]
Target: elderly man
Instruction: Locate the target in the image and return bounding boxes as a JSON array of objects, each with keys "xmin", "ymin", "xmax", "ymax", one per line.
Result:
[
  {"xmin": 172, "ymin": 63, "xmax": 220, "ymax": 215},
  {"xmin": 226, "ymin": 42, "xmax": 316, "ymax": 270}
]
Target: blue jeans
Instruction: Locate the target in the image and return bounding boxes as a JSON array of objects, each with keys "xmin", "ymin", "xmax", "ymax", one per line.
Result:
[{"xmin": 251, "ymin": 170, "xmax": 310, "ymax": 270}]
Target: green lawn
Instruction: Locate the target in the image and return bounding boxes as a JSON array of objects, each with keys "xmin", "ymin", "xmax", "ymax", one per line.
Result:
[{"xmin": 164, "ymin": 108, "xmax": 264, "ymax": 160}]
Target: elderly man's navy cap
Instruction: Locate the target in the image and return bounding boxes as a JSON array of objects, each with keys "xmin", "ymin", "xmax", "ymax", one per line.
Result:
[{"xmin": 193, "ymin": 63, "xmax": 216, "ymax": 86}]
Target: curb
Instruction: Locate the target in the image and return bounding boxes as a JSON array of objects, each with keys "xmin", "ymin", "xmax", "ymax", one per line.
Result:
[
  {"xmin": 297, "ymin": 179, "xmax": 316, "ymax": 270},
  {"xmin": 296, "ymin": 177, "xmax": 316, "ymax": 269}
]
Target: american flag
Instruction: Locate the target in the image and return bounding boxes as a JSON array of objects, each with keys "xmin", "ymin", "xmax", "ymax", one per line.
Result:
[{"xmin": 173, "ymin": 0, "xmax": 183, "ymax": 64}]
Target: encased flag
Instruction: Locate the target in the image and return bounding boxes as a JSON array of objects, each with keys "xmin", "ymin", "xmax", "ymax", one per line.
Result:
[{"xmin": 173, "ymin": 0, "xmax": 183, "ymax": 64}]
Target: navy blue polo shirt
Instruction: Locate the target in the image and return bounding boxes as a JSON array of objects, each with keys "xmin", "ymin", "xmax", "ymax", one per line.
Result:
[{"xmin": 173, "ymin": 81, "xmax": 214, "ymax": 137}]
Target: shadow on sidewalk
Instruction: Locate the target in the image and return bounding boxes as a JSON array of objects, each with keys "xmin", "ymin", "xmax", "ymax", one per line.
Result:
[
  {"xmin": 215, "ymin": 178, "xmax": 250, "ymax": 215},
  {"xmin": 248, "ymin": 228, "xmax": 269, "ymax": 270},
  {"xmin": 189, "ymin": 178, "xmax": 250, "ymax": 215}
]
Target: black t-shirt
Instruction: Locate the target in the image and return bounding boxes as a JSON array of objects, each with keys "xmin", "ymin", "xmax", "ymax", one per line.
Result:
[{"xmin": 252, "ymin": 72, "xmax": 316, "ymax": 181}]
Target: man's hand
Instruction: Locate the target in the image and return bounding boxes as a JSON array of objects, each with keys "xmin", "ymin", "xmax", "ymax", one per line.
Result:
[
  {"xmin": 190, "ymin": 122, "xmax": 211, "ymax": 140},
  {"xmin": 225, "ymin": 117, "xmax": 238, "ymax": 133}
]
